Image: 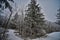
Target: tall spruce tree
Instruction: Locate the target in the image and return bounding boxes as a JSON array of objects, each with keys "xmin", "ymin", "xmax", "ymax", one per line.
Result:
[
  {"xmin": 56, "ymin": 8, "xmax": 60, "ymax": 25},
  {"xmin": 22, "ymin": 0, "xmax": 46, "ymax": 39}
]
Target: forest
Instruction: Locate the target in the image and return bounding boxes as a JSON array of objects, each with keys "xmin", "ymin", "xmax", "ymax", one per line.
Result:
[{"xmin": 0, "ymin": 0, "xmax": 60, "ymax": 40}]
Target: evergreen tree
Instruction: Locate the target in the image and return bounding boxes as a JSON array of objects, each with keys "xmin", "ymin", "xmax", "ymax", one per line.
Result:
[
  {"xmin": 9, "ymin": 13, "xmax": 19, "ymax": 29},
  {"xmin": 21, "ymin": 0, "xmax": 46, "ymax": 39},
  {"xmin": 14, "ymin": 13, "xmax": 19, "ymax": 21},
  {"xmin": 56, "ymin": 8, "xmax": 60, "ymax": 25}
]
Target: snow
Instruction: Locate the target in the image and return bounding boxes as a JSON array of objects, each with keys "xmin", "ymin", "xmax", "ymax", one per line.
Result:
[
  {"xmin": 7, "ymin": 29, "xmax": 60, "ymax": 40},
  {"xmin": 0, "ymin": 27, "xmax": 4, "ymax": 33},
  {"xmin": 47, "ymin": 32, "xmax": 60, "ymax": 39},
  {"xmin": 7, "ymin": 29, "xmax": 23, "ymax": 40}
]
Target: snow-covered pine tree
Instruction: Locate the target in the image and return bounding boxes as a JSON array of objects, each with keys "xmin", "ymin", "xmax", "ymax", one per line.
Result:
[
  {"xmin": 56, "ymin": 8, "xmax": 60, "ymax": 25},
  {"xmin": 22, "ymin": 0, "xmax": 46, "ymax": 39},
  {"xmin": 9, "ymin": 13, "xmax": 19, "ymax": 29}
]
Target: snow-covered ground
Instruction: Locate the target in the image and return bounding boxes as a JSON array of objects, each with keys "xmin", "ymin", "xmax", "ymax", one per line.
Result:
[
  {"xmin": 7, "ymin": 29, "xmax": 24, "ymax": 40},
  {"xmin": 7, "ymin": 29, "xmax": 60, "ymax": 40}
]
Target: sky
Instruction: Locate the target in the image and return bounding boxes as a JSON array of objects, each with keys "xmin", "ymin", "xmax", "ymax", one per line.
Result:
[{"xmin": 13, "ymin": 0, "xmax": 60, "ymax": 22}]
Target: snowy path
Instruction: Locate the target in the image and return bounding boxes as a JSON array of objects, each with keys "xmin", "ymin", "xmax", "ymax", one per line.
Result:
[
  {"xmin": 7, "ymin": 29, "xmax": 23, "ymax": 40},
  {"xmin": 7, "ymin": 29, "xmax": 60, "ymax": 40}
]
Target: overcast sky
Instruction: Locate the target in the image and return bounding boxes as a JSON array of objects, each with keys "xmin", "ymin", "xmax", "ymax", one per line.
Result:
[{"xmin": 13, "ymin": 0, "xmax": 60, "ymax": 22}]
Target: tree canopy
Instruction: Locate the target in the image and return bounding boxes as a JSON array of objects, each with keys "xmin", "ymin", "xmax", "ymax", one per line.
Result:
[
  {"xmin": 0, "ymin": 0, "xmax": 14, "ymax": 12},
  {"xmin": 19, "ymin": 0, "xmax": 46, "ymax": 39}
]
